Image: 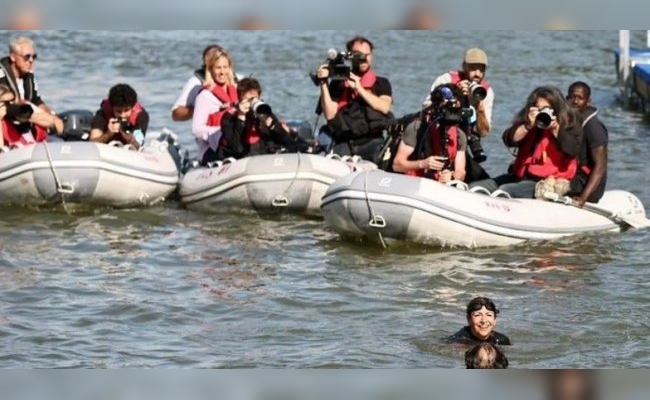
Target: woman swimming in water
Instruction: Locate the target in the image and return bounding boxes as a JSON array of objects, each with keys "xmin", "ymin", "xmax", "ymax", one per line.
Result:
[{"xmin": 448, "ymin": 296, "xmax": 511, "ymax": 345}]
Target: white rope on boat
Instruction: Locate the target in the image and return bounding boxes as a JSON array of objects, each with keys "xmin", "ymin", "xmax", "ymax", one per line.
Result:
[
  {"xmin": 42, "ymin": 141, "xmax": 74, "ymax": 213},
  {"xmin": 446, "ymin": 180, "xmax": 469, "ymax": 191},
  {"xmin": 490, "ymin": 189, "xmax": 512, "ymax": 199},
  {"xmin": 363, "ymin": 170, "xmax": 387, "ymax": 248},
  {"xmin": 205, "ymin": 157, "xmax": 236, "ymax": 169},
  {"xmin": 469, "ymin": 186, "xmax": 492, "ymax": 195},
  {"xmin": 272, "ymin": 153, "xmax": 301, "ymax": 208}
]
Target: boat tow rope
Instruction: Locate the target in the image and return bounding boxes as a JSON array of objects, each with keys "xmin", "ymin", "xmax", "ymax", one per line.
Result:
[
  {"xmin": 272, "ymin": 153, "xmax": 301, "ymax": 208},
  {"xmin": 363, "ymin": 170, "xmax": 387, "ymax": 248},
  {"xmin": 543, "ymin": 191, "xmax": 650, "ymax": 229},
  {"xmin": 42, "ymin": 142, "xmax": 74, "ymax": 213}
]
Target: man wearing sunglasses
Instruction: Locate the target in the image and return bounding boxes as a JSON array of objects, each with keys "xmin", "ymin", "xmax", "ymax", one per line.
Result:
[{"xmin": 0, "ymin": 35, "xmax": 63, "ymax": 134}]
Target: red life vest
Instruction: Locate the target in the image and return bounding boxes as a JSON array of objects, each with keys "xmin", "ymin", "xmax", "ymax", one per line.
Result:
[
  {"xmin": 448, "ymin": 70, "xmax": 491, "ymax": 91},
  {"xmin": 205, "ymin": 83, "xmax": 238, "ymax": 127},
  {"xmin": 100, "ymin": 99, "xmax": 144, "ymax": 126},
  {"xmin": 1, "ymin": 118, "xmax": 48, "ymax": 147},
  {"xmin": 512, "ymin": 128, "xmax": 578, "ymax": 180},
  {"xmin": 406, "ymin": 123, "xmax": 459, "ymax": 181},
  {"xmin": 336, "ymin": 70, "xmax": 377, "ymax": 109}
]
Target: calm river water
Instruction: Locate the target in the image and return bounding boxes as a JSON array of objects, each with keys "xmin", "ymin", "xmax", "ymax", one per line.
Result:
[{"xmin": 1, "ymin": 30, "xmax": 649, "ymax": 368}]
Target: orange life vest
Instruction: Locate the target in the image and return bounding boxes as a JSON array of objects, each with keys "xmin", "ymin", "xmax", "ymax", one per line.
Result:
[
  {"xmin": 2, "ymin": 118, "xmax": 48, "ymax": 147},
  {"xmin": 406, "ymin": 123, "xmax": 460, "ymax": 181},
  {"xmin": 512, "ymin": 128, "xmax": 578, "ymax": 180},
  {"xmin": 205, "ymin": 84, "xmax": 238, "ymax": 127}
]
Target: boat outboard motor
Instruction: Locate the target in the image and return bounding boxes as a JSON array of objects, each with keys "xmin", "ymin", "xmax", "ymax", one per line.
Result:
[{"xmin": 59, "ymin": 109, "xmax": 94, "ymax": 141}]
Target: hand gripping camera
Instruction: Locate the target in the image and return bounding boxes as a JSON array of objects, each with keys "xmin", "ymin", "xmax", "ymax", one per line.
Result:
[
  {"xmin": 310, "ymin": 49, "xmax": 368, "ymax": 85},
  {"xmin": 468, "ymin": 82, "xmax": 487, "ymax": 101},
  {"xmin": 118, "ymin": 119, "xmax": 133, "ymax": 134}
]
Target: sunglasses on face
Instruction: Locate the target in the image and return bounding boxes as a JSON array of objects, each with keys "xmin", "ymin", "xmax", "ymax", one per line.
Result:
[{"xmin": 19, "ymin": 53, "xmax": 38, "ymax": 61}]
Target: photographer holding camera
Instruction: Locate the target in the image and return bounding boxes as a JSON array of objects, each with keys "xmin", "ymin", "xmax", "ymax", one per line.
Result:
[
  {"xmin": 218, "ymin": 77, "xmax": 309, "ymax": 160},
  {"xmin": 89, "ymin": 83, "xmax": 149, "ymax": 151},
  {"xmin": 315, "ymin": 36, "xmax": 393, "ymax": 161},
  {"xmin": 469, "ymin": 85, "xmax": 583, "ymax": 199},
  {"xmin": 392, "ymin": 84, "xmax": 468, "ymax": 184},
  {"xmin": 0, "ymin": 83, "xmax": 51, "ymax": 149},
  {"xmin": 427, "ymin": 48, "xmax": 493, "ymax": 170}
]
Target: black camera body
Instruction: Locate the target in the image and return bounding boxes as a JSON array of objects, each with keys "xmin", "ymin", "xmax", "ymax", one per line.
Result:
[
  {"xmin": 5, "ymin": 102, "xmax": 34, "ymax": 121},
  {"xmin": 118, "ymin": 119, "xmax": 133, "ymax": 134},
  {"xmin": 310, "ymin": 49, "xmax": 368, "ymax": 85},
  {"xmin": 430, "ymin": 96, "xmax": 488, "ymax": 163},
  {"xmin": 467, "ymin": 134, "xmax": 487, "ymax": 163},
  {"xmin": 431, "ymin": 102, "xmax": 472, "ymax": 126}
]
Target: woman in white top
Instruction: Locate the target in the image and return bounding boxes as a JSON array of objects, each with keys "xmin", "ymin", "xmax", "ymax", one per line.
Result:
[{"xmin": 191, "ymin": 48, "xmax": 238, "ymax": 164}]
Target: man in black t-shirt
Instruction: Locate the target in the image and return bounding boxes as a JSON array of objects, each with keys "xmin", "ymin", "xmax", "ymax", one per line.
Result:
[
  {"xmin": 315, "ymin": 36, "xmax": 393, "ymax": 161},
  {"xmin": 565, "ymin": 81, "xmax": 608, "ymax": 206},
  {"xmin": 89, "ymin": 83, "xmax": 149, "ymax": 151}
]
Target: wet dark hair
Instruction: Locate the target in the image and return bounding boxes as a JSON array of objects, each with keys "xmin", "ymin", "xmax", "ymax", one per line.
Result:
[
  {"xmin": 465, "ymin": 343, "xmax": 509, "ymax": 369},
  {"xmin": 108, "ymin": 83, "xmax": 137, "ymax": 108},
  {"xmin": 568, "ymin": 81, "xmax": 591, "ymax": 99},
  {"xmin": 236, "ymin": 77, "xmax": 262, "ymax": 99},
  {"xmin": 466, "ymin": 296, "xmax": 500, "ymax": 317},
  {"xmin": 346, "ymin": 36, "xmax": 374, "ymax": 52}
]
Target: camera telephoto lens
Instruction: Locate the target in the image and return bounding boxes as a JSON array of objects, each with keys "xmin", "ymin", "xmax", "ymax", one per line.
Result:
[
  {"xmin": 468, "ymin": 134, "xmax": 488, "ymax": 163},
  {"xmin": 535, "ymin": 108, "xmax": 554, "ymax": 130},
  {"xmin": 468, "ymin": 82, "xmax": 487, "ymax": 101}
]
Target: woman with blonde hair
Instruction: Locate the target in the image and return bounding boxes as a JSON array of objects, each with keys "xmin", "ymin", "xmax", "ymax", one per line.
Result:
[{"xmin": 191, "ymin": 48, "xmax": 238, "ymax": 165}]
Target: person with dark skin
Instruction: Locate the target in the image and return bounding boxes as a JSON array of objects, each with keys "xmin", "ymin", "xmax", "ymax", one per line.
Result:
[{"xmin": 565, "ymin": 81, "xmax": 608, "ymax": 207}]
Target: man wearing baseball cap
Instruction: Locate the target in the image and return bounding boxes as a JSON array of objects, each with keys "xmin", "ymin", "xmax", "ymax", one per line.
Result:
[
  {"xmin": 422, "ymin": 47, "xmax": 494, "ymax": 182},
  {"xmin": 425, "ymin": 47, "xmax": 493, "ymax": 139}
]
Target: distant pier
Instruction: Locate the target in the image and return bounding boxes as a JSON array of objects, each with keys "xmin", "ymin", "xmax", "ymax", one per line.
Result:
[{"xmin": 615, "ymin": 30, "xmax": 650, "ymax": 112}]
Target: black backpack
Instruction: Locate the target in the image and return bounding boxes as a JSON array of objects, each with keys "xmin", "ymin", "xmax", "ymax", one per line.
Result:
[{"xmin": 375, "ymin": 111, "xmax": 424, "ymax": 172}]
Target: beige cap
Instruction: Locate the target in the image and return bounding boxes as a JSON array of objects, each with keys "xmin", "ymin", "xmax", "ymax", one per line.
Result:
[{"xmin": 464, "ymin": 47, "xmax": 488, "ymax": 66}]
